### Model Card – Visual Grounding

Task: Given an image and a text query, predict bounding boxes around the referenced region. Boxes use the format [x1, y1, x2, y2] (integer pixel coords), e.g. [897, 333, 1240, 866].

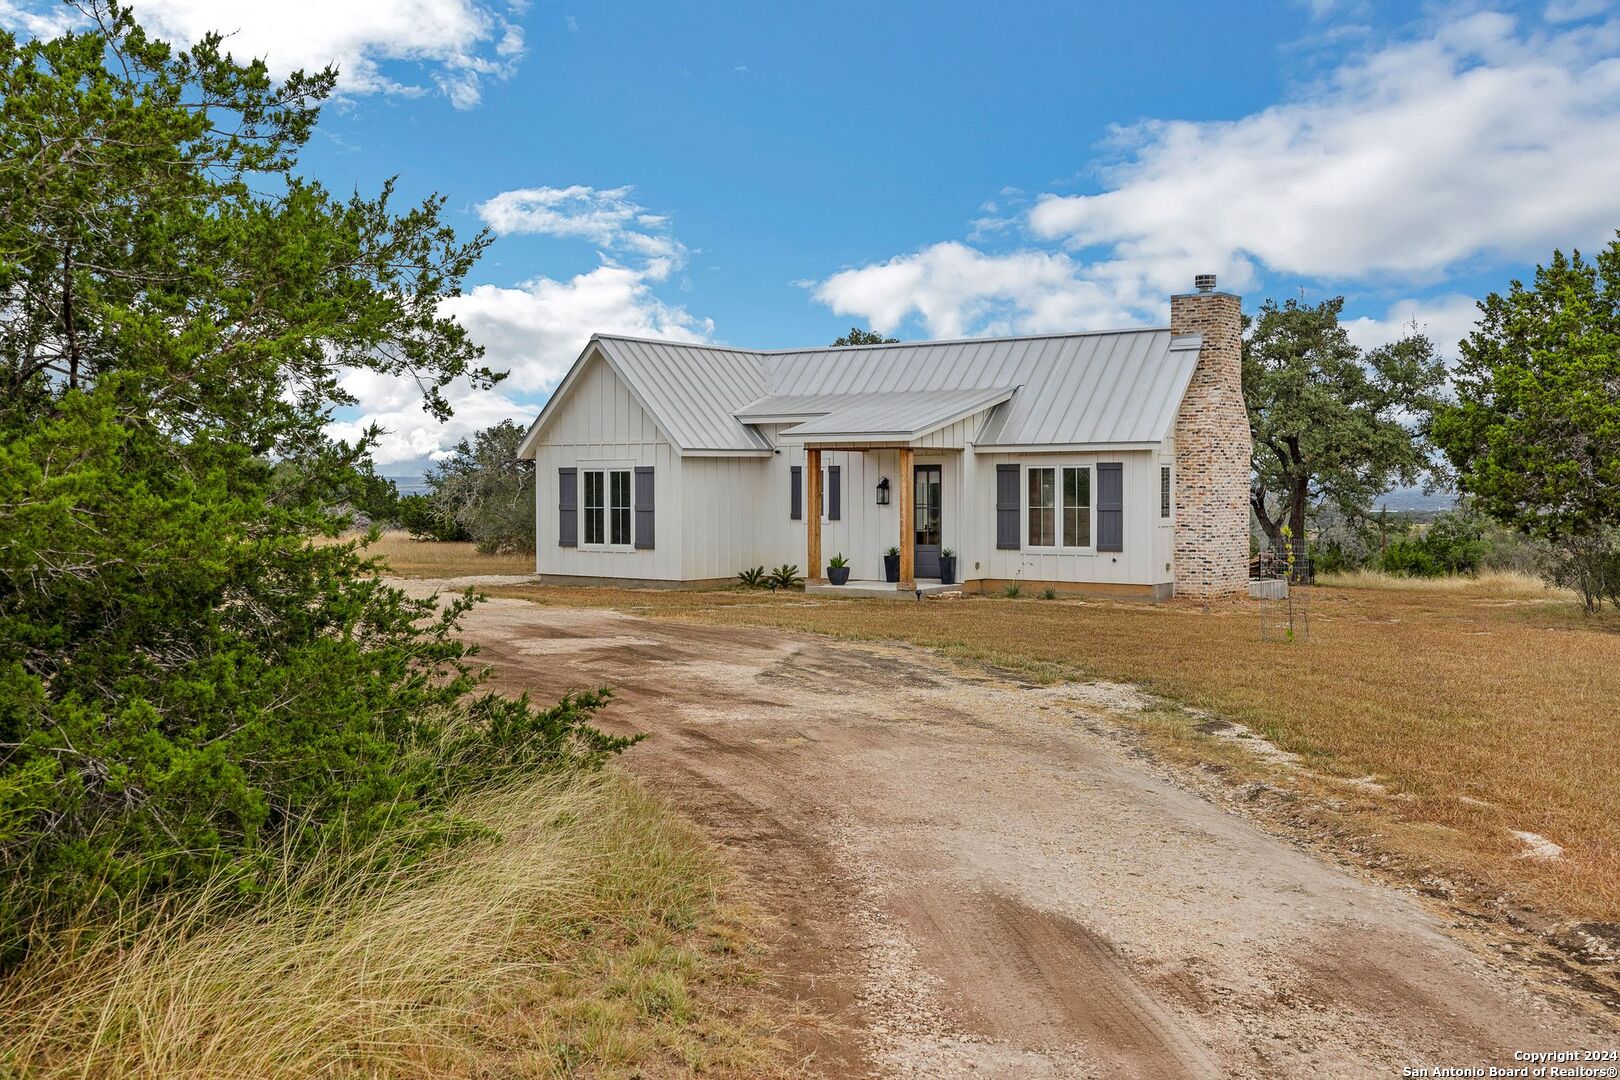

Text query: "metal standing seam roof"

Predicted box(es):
[593, 337, 771, 452]
[520, 328, 1204, 456]
[759, 386, 1019, 440]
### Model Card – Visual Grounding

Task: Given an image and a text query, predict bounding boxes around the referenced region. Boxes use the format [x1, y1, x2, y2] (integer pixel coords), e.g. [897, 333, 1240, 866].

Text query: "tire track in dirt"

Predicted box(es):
[901, 887, 1220, 1078]
[419, 586, 1619, 1078]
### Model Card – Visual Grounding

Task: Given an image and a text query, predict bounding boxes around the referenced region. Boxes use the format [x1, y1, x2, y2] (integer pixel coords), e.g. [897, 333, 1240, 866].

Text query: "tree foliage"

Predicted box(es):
[1243, 297, 1446, 544]
[831, 327, 899, 346]
[0, 5, 625, 953]
[1376, 508, 1490, 578]
[426, 420, 536, 554]
[1430, 241, 1620, 610]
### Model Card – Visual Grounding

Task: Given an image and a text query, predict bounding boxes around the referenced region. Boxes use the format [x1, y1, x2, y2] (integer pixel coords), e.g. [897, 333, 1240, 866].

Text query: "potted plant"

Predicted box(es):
[883, 546, 900, 583]
[938, 547, 958, 585]
[827, 553, 851, 586]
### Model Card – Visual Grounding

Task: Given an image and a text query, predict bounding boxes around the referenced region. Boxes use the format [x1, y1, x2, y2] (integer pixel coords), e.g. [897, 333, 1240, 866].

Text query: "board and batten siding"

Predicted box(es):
[749, 431, 980, 581]
[1155, 436, 1176, 588]
[531, 351, 682, 580]
[970, 448, 1168, 587]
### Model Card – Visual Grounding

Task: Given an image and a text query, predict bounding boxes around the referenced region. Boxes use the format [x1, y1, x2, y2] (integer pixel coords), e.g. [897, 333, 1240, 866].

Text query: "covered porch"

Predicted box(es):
[803, 442, 937, 593]
[739, 383, 1015, 595]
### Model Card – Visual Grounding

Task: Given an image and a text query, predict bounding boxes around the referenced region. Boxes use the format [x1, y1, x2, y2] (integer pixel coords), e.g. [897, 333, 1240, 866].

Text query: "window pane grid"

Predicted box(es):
[1161, 466, 1172, 518]
[915, 467, 942, 546]
[1027, 468, 1055, 547]
[1062, 466, 1090, 548]
[583, 469, 632, 546]
[610, 470, 631, 545]
[584, 471, 605, 545]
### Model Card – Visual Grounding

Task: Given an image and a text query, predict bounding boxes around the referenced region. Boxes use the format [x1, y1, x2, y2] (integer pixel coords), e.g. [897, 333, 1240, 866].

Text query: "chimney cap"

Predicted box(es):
[1194, 273, 1217, 293]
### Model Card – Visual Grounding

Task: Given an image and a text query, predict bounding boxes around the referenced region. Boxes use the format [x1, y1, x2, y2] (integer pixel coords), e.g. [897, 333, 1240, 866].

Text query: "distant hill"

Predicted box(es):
[386, 475, 433, 496]
[1374, 486, 1455, 512]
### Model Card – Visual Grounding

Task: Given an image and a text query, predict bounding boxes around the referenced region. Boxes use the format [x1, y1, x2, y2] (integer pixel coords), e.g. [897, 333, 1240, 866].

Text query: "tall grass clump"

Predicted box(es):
[350, 530, 538, 578]
[0, 772, 774, 1078]
[1317, 568, 1567, 597]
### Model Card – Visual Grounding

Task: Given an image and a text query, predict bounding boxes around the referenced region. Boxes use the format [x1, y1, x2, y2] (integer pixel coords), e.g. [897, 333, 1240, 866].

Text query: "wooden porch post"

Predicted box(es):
[898, 446, 915, 589]
[805, 446, 822, 582]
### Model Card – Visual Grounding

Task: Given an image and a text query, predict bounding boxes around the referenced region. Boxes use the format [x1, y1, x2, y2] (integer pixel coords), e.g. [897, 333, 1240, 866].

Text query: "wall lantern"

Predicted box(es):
[875, 477, 891, 505]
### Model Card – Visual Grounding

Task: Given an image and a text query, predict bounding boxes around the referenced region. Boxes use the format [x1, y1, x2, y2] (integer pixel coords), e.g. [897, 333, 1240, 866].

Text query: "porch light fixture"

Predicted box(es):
[876, 477, 891, 505]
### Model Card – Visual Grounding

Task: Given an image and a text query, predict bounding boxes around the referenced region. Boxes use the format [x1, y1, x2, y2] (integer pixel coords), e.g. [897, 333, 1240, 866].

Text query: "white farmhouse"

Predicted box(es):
[516, 277, 1251, 600]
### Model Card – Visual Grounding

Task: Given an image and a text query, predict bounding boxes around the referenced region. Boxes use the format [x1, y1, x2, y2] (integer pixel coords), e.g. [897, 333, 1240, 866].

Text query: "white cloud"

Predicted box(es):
[1343, 293, 1482, 358]
[811, 241, 1148, 339]
[335, 262, 712, 466]
[476, 186, 685, 265]
[811, 11, 1620, 341]
[442, 264, 712, 395]
[1, 0, 525, 108]
[0, 0, 77, 37]
[1028, 12, 1620, 284]
[326, 373, 528, 467]
[1545, 0, 1610, 23]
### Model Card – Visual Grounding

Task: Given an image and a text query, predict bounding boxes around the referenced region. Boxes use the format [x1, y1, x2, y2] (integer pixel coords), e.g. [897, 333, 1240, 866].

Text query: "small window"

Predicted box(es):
[583, 471, 605, 545]
[1027, 467, 1055, 547]
[583, 468, 632, 547]
[610, 469, 632, 545]
[1160, 466, 1172, 519]
[1062, 466, 1090, 548]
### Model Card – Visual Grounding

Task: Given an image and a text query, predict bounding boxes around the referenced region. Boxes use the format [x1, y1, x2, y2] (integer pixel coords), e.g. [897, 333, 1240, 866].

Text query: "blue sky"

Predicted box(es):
[6, 0, 1620, 470]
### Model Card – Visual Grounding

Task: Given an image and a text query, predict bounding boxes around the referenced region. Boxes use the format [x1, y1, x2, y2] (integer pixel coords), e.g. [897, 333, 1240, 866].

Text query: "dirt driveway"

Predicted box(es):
[426, 583, 1617, 1078]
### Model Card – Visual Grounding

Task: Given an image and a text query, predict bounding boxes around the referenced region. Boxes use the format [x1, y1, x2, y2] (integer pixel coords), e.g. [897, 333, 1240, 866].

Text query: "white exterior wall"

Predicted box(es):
[736, 430, 913, 581]
[677, 455, 771, 580]
[533, 367, 1175, 592]
[971, 448, 1169, 588]
[756, 416, 987, 581]
[532, 354, 683, 580]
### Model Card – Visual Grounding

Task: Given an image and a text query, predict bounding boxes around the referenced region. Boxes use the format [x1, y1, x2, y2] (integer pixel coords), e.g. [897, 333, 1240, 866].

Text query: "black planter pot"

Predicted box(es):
[938, 556, 957, 586]
[828, 566, 851, 586]
[883, 554, 900, 583]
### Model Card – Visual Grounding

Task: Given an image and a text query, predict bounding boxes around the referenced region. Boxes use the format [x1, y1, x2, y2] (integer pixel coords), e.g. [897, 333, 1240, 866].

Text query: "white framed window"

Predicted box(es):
[1025, 463, 1095, 551]
[1027, 467, 1056, 547]
[1062, 466, 1091, 548]
[1160, 465, 1172, 519]
[582, 466, 633, 549]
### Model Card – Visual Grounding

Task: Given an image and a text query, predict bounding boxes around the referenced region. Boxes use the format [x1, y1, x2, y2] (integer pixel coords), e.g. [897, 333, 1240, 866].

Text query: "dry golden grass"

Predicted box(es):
[0, 771, 789, 1079]
[486, 577, 1620, 926]
[343, 530, 537, 578]
[1318, 567, 1567, 597]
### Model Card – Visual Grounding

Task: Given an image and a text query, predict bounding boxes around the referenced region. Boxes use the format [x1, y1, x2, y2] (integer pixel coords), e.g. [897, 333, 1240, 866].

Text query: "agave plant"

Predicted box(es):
[828, 553, 849, 569]
[737, 565, 767, 588]
[767, 563, 804, 591]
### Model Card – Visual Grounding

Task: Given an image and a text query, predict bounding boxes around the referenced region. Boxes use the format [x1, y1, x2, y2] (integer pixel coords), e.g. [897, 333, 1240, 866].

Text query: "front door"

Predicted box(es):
[913, 464, 942, 579]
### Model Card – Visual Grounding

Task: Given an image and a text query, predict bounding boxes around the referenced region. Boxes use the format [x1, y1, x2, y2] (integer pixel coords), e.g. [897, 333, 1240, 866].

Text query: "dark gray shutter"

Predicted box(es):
[995, 464, 1019, 549]
[790, 466, 802, 520]
[827, 465, 842, 520]
[633, 466, 654, 549]
[558, 467, 578, 548]
[1097, 463, 1123, 552]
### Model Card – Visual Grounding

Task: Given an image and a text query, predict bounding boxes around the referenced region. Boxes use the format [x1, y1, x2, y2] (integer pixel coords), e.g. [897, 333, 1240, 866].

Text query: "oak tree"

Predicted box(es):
[1430, 241, 1620, 610]
[1244, 297, 1445, 547]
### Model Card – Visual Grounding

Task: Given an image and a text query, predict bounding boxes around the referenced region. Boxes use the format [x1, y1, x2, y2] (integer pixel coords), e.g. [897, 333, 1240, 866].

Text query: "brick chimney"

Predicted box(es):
[1169, 275, 1251, 599]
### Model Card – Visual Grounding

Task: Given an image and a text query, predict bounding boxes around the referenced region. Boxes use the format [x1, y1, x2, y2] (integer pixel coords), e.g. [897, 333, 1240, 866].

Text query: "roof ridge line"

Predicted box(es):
[593, 325, 1174, 355]
[760, 325, 1170, 354]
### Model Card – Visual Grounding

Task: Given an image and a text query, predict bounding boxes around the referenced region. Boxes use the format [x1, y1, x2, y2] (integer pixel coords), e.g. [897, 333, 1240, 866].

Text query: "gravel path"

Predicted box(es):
[425, 584, 1617, 1078]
